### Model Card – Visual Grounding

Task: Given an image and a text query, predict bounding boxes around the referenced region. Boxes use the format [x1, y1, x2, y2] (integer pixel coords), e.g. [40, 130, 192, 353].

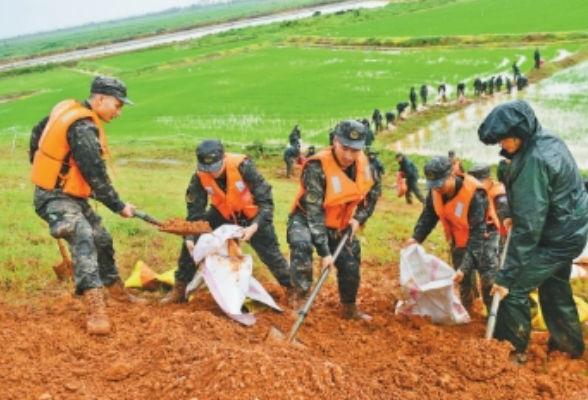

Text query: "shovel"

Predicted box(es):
[267, 231, 350, 347]
[52, 239, 73, 281]
[485, 231, 511, 341]
[134, 210, 211, 236]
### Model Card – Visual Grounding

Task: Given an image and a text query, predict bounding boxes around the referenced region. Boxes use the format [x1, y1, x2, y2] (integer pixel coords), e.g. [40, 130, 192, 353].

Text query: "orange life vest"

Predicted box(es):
[452, 159, 464, 176]
[486, 181, 507, 236]
[197, 154, 259, 221]
[30, 100, 108, 198]
[290, 148, 374, 230]
[432, 175, 483, 248]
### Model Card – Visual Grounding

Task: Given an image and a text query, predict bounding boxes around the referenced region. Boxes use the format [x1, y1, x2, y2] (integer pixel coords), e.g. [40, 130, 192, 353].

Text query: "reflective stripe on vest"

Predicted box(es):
[290, 148, 374, 230]
[432, 175, 483, 248]
[197, 153, 259, 221]
[30, 100, 107, 198]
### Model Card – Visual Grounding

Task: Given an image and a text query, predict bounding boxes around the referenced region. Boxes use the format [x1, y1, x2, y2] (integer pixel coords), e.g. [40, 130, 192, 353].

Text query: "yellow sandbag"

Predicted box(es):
[241, 298, 270, 314]
[156, 268, 177, 287]
[570, 277, 588, 300]
[529, 291, 588, 331]
[125, 260, 159, 290]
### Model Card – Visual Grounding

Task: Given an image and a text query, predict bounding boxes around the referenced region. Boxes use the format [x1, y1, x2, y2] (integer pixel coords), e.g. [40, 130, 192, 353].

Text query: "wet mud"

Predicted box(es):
[0, 265, 587, 399]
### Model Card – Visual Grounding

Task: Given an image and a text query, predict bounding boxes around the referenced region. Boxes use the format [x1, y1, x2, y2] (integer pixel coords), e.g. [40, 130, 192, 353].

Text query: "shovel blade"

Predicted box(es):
[265, 326, 306, 349]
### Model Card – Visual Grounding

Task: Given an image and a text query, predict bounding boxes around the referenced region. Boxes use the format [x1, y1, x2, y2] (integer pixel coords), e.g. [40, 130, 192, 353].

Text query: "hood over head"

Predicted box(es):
[478, 100, 541, 145]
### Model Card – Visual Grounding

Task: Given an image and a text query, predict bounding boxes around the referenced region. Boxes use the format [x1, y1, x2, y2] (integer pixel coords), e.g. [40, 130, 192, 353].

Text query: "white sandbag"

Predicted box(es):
[395, 244, 470, 324]
[186, 224, 282, 326]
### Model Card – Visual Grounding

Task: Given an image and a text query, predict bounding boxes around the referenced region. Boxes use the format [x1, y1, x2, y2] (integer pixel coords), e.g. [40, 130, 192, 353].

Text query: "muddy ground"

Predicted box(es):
[1, 264, 587, 400]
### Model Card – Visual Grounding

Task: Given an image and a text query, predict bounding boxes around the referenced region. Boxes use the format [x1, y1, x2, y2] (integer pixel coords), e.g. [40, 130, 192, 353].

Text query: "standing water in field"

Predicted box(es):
[394, 60, 588, 169]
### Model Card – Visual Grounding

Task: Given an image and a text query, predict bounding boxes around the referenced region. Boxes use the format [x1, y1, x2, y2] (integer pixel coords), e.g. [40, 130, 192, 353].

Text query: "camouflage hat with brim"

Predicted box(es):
[424, 156, 453, 190]
[336, 120, 366, 150]
[91, 76, 133, 105]
[196, 139, 225, 173]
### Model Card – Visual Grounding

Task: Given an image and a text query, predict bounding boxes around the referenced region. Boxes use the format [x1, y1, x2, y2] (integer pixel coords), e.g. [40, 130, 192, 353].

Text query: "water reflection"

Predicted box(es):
[393, 61, 588, 169]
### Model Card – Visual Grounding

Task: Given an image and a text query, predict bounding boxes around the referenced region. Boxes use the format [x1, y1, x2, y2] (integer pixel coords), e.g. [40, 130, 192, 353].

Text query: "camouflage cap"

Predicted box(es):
[424, 156, 453, 190]
[196, 139, 225, 173]
[90, 76, 133, 105]
[468, 164, 491, 180]
[335, 120, 366, 150]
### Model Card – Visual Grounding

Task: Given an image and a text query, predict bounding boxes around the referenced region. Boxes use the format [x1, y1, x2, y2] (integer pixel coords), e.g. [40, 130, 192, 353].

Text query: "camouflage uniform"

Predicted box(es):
[412, 157, 488, 309]
[176, 157, 291, 288]
[31, 101, 127, 295]
[287, 146, 380, 304]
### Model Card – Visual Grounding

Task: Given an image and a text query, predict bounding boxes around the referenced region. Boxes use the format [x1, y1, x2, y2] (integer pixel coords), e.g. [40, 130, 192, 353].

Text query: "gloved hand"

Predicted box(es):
[454, 270, 464, 283]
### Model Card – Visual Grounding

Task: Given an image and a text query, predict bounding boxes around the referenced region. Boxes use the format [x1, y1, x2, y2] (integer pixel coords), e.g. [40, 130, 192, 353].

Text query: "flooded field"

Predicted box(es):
[394, 60, 588, 169]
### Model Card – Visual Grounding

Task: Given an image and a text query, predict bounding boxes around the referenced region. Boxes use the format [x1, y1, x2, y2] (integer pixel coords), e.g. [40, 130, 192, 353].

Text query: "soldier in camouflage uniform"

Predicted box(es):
[30, 76, 147, 336]
[468, 164, 510, 312]
[283, 144, 300, 178]
[161, 139, 292, 305]
[404, 156, 488, 311]
[287, 120, 380, 320]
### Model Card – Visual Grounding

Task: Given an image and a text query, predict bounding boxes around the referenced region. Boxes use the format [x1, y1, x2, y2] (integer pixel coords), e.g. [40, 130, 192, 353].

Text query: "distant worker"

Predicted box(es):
[396, 102, 409, 119]
[488, 76, 495, 95]
[448, 150, 464, 175]
[420, 84, 428, 106]
[362, 119, 375, 152]
[162, 139, 293, 305]
[385, 111, 395, 126]
[505, 77, 513, 94]
[512, 62, 521, 82]
[473, 78, 482, 97]
[306, 145, 316, 158]
[372, 109, 383, 132]
[287, 121, 380, 319]
[283, 144, 300, 178]
[403, 156, 488, 312]
[437, 83, 447, 103]
[534, 48, 541, 69]
[396, 152, 425, 205]
[481, 80, 488, 96]
[368, 151, 385, 182]
[410, 87, 418, 113]
[29, 76, 146, 335]
[289, 125, 301, 147]
[517, 75, 528, 91]
[478, 100, 588, 364]
[495, 75, 503, 93]
[457, 82, 466, 103]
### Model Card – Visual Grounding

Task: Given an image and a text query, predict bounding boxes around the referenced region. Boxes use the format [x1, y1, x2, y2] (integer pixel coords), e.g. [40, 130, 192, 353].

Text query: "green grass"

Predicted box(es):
[319, 0, 588, 38]
[0, 44, 573, 148]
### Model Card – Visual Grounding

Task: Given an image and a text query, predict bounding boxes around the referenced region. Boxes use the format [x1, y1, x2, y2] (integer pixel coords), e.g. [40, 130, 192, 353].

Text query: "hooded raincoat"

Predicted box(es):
[478, 100, 588, 357]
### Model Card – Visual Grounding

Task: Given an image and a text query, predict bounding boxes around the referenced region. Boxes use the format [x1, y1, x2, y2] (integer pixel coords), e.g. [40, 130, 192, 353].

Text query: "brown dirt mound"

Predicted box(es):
[0, 267, 587, 399]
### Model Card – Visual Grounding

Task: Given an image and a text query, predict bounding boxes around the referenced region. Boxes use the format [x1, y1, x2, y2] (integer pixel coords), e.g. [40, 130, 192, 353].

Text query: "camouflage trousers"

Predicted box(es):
[287, 212, 361, 304]
[452, 228, 500, 309]
[176, 207, 291, 287]
[34, 192, 119, 294]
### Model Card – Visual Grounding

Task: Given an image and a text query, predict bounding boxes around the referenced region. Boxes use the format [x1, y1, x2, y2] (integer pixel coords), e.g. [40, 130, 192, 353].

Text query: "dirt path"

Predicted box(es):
[1, 265, 586, 399]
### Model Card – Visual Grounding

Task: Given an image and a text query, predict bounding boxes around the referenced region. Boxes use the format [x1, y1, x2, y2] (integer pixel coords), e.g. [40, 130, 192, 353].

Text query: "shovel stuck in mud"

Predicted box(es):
[266, 231, 350, 348]
[134, 210, 212, 236]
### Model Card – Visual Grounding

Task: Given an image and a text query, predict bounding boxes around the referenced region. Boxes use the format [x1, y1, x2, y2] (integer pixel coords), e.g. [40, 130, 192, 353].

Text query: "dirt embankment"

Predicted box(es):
[0, 265, 587, 400]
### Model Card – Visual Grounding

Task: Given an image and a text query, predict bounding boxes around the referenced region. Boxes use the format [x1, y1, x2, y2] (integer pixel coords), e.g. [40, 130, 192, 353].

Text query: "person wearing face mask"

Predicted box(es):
[29, 76, 146, 336]
[403, 156, 489, 313]
[286, 120, 380, 320]
[161, 139, 293, 305]
[478, 100, 588, 364]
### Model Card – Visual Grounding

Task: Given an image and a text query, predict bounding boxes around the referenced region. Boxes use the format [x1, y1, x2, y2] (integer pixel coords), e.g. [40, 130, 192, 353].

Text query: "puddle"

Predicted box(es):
[393, 60, 588, 169]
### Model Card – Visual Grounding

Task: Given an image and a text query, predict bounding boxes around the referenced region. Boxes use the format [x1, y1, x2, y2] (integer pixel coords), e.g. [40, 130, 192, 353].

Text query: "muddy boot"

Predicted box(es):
[342, 303, 372, 321]
[160, 280, 188, 306]
[509, 352, 528, 366]
[84, 288, 111, 335]
[106, 278, 148, 305]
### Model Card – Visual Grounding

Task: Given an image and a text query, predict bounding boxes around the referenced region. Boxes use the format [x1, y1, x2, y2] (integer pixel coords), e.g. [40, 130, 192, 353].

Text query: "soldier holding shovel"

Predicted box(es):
[286, 121, 380, 320]
[478, 100, 588, 364]
[29, 76, 147, 336]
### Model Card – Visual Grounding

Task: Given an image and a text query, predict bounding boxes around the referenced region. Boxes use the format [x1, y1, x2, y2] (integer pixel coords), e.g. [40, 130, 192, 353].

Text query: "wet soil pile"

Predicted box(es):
[0, 268, 587, 399]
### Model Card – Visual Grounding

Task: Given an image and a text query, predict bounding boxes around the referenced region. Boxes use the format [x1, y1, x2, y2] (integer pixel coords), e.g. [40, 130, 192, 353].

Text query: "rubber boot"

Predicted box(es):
[106, 278, 148, 305]
[84, 288, 111, 335]
[160, 280, 188, 306]
[341, 303, 372, 320]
